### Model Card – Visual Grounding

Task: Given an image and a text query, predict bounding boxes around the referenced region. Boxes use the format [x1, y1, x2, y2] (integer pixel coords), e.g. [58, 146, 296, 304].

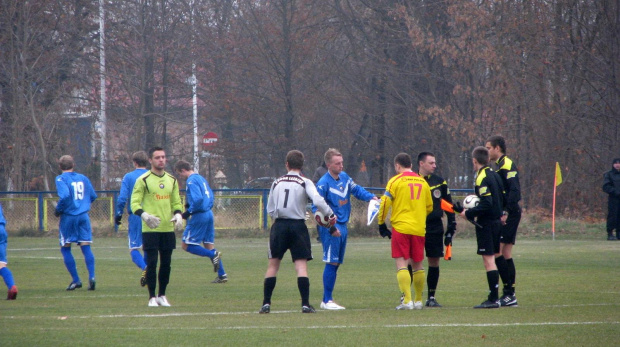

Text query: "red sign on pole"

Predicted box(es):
[202, 132, 218, 150]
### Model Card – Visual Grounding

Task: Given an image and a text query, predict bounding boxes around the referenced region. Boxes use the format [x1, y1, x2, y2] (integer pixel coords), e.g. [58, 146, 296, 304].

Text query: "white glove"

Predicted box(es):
[141, 212, 161, 229]
[170, 213, 184, 232]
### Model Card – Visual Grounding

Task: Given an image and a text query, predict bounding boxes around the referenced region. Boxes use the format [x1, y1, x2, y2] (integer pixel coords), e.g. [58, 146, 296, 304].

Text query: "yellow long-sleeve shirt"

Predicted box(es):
[378, 171, 433, 236]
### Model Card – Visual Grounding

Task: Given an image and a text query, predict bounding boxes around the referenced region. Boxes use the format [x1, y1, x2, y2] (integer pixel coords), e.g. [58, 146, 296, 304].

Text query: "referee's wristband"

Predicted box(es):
[329, 226, 338, 235]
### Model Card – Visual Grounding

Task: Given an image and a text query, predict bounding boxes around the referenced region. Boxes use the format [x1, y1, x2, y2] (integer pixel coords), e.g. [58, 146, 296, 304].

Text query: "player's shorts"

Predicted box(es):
[391, 229, 425, 262]
[475, 219, 501, 256]
[0, 227, 7, 264]
[58, 213, 93, 246]
[142, 231, 176, 251]
[424, 227, 444, 259]
[183, 210, 215, 245]
[320, 222, 348, 264]
[500, 207, 521, 245]
[127, 214, 143, 249]
[268, 219, 312, 261]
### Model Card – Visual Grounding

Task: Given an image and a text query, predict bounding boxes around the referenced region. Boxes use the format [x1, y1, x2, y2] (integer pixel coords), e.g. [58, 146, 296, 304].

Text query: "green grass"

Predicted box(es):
[1, 234, 619, 346]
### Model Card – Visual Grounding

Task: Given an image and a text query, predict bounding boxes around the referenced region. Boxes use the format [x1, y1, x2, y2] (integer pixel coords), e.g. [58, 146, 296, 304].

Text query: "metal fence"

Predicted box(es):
[0, 188, 473, 233]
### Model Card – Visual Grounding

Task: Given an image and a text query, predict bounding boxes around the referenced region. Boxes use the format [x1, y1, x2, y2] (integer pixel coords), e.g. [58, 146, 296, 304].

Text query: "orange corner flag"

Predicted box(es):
[555, 162, 563, 186]
[444, 244, 452, 261]
[440, 199, 454, 213]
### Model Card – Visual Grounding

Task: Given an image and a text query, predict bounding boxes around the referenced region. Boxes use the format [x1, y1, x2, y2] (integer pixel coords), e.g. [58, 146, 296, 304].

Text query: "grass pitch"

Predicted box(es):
[1, 234, 619, 346]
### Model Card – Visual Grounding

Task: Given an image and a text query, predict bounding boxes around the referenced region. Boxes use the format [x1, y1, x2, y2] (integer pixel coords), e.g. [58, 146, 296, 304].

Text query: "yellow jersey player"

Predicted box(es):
[377, 153, 433, 310]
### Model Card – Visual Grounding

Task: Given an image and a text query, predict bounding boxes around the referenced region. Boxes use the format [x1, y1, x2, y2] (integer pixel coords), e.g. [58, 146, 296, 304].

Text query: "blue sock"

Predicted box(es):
[130, 249, 146, 270]
[322, 264, 339, 303]
[61, 247, 80, 283]
[0, 267, 15, 289]
[186, 244, 215, 257]
[80, 245, 96, 280]
[214, 248, 226, 276]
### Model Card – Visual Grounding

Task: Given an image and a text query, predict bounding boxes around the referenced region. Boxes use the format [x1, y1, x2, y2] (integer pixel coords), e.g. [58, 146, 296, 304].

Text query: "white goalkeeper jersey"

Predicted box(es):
[267, 171, 333, 220]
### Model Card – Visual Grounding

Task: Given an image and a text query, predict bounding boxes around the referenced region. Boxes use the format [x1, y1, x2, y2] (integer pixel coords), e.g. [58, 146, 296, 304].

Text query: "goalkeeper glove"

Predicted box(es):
[141, 212, 161, 229]
[115, 214, 122, 225]
[378, 223, 392, 239]
[182, 211, 191, 220]
[54, 209, 61, 217]
[170, 213, 184, 232]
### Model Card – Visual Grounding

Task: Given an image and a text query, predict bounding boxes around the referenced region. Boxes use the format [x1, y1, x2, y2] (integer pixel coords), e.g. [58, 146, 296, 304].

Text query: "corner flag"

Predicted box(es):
[555, 162, 562, 186]
[552, 162, 562, 240]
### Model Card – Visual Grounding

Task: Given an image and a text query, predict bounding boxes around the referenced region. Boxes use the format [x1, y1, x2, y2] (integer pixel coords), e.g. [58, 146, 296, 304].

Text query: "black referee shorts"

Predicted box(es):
[425, 222, 444, 258]
[268, 219, 312, 261]
[500, 207, 521, 245]
[475, 219, 501, 256]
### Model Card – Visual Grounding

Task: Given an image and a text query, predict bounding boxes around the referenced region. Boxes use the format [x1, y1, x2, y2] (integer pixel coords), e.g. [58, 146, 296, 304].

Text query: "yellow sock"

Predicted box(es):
[413, 269, 425, 303]
[397, 268, 412, 303]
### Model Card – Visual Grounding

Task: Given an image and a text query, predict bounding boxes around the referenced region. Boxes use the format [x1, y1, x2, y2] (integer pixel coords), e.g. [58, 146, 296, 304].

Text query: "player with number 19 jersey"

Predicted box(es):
[56, 172, 97, 216]
[55, 171, 97, 246]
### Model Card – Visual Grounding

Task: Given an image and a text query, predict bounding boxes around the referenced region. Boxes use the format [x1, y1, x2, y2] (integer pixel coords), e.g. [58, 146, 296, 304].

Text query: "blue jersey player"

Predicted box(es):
[0, 203, 18, 300]
[313, 148, 378, 310]
[55, 155, 98, 291]
[115, 151, 149, 286]
[174, 160, 226, 283]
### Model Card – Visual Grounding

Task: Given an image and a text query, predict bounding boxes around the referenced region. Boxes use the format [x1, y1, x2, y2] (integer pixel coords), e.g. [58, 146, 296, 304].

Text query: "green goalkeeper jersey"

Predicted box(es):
[130, 170, 183, 232]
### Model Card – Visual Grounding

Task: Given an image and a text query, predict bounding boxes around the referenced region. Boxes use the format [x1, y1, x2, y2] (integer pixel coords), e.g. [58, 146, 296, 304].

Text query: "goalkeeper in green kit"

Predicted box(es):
[131, 147, 184, 307]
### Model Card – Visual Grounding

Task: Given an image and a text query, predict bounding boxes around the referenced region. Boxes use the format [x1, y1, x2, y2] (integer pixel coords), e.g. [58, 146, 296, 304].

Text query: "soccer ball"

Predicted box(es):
[463, 195, 480, 209]
[314, 211, 332, 227]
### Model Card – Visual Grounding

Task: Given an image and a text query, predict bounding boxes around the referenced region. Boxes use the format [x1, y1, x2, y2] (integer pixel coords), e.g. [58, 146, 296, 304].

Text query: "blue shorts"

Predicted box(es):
[0, 226, 7, 264]
[319, 222, 348, 264]
[127, 214, 143, 249]
[182, 210, 215, 245]
[59, 213, 93, 246]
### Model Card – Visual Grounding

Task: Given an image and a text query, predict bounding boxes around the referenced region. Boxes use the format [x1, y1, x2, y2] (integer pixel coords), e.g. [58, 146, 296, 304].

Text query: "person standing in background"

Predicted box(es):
[115, 151, 149, 286]
[603, 158, 620, 241]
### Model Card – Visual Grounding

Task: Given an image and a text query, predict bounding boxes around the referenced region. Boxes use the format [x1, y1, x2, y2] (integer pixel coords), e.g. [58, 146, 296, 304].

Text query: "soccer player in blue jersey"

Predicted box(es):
[313, 148, 379, 310]
[0, 203, 18, 300]
[55, 155, 98, 291]
[115, 151, 149, 286]
[174, 160, 226, 283]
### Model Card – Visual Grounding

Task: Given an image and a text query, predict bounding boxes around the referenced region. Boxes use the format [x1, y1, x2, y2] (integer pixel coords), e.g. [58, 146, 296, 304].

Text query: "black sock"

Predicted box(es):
[506, 258, 516, 295]
[495, 255, 511, 294]
[297, 277, 310, 307]
[427, 266, 439, 299]
[407, 264, 413, 285]
[263, 277, 277, 305]
[486, 270, 499, 301]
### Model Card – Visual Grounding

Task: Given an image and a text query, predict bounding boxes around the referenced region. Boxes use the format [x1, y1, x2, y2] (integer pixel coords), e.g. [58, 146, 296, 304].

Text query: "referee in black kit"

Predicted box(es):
[259, 150, 336, 314]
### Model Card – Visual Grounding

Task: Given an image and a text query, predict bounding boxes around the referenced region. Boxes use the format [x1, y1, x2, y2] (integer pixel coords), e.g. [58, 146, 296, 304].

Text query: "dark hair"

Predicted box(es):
[148, 146, 165, 159]
[417, 151, 435, 164]
[174, 160, 192, 172]
[286, 150, 304, 170]
[132, 151, 149, 167]
[58, 155, 74, 171]
[486, 135, 506, 154]
[613, 158, 620, 165]
[394, 152, 412, 168]
[472, 146, 489, 166]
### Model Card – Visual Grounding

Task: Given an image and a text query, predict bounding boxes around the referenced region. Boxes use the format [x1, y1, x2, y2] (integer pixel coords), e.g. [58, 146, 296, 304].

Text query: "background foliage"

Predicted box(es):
[0, 0, 618, 216]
